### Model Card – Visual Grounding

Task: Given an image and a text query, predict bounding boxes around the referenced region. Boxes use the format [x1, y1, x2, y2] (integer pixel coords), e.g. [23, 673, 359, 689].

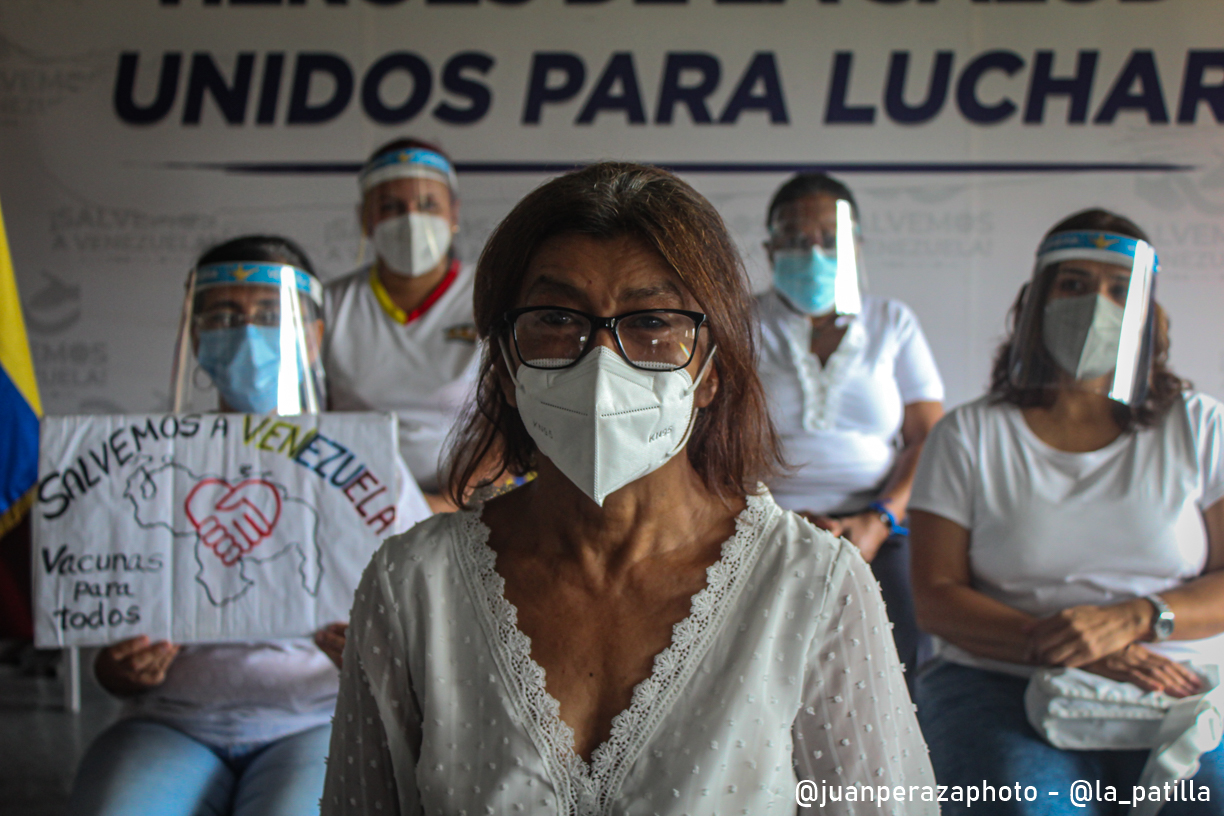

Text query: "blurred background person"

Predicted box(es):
[324, 138, 480, 512]
[756, 173, 944, 688]
[910, 210, 1224, 814]
[67, 235, 429, 816]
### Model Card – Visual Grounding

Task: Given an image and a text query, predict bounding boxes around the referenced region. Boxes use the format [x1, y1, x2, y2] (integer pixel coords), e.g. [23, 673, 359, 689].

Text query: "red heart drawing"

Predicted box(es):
[185, 478, 283, 567]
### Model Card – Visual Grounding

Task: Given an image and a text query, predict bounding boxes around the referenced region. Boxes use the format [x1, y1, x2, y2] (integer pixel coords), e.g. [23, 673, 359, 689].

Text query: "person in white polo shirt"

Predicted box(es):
[323, 139, 480, 512]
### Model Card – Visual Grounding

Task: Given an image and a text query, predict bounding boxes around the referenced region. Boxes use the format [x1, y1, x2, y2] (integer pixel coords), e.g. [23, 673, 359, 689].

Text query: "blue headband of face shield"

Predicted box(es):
[1035, 231, 1161, 274]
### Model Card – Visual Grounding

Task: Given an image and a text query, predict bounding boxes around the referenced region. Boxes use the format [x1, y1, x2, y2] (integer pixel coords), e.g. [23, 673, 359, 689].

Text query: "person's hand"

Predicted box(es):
[94, 636, 180, 696]
[315, 622, 348, 670]
[1081, 643, 1204, 698]
[798, 511, 890, 562]
[799, 512, 841, 534]
[836, 511, 891, 562]
[1026, 601, 1149, 667]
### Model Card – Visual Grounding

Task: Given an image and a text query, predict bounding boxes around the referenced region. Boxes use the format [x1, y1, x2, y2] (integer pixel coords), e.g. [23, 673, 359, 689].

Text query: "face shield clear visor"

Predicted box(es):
[171, 262, 326, 415]
[1008, 231, 1159, 407]
[768, 198, 864, 317]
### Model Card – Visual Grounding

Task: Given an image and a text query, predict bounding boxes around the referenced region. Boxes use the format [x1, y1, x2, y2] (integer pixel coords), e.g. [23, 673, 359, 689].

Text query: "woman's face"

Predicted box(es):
[361, 176, 457, 236]
[765, 192, 847, 263]
[509, 233, 718, 405]
[1047, 259, 1133, 307]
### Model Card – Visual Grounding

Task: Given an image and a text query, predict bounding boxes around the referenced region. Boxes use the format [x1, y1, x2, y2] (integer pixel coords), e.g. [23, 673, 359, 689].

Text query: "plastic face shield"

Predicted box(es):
[1009, 231, 1158, 407]
[170, 262, 326, 415]
[768, 198, 863, 317]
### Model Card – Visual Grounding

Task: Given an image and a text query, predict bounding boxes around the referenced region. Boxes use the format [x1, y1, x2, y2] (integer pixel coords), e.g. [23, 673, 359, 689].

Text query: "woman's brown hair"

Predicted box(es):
[988, 208, 1188, 429]
[446, 162, 784, 507]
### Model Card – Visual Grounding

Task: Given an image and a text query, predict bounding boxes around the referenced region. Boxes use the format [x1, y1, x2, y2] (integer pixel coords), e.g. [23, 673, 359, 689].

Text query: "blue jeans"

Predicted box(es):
[67, 719, 331, 816]
[917, 660, 1224, 815]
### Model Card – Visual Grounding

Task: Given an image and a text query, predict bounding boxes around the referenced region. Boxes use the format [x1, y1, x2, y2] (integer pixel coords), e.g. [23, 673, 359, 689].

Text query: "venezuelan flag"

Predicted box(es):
[0, 196, 41, 537]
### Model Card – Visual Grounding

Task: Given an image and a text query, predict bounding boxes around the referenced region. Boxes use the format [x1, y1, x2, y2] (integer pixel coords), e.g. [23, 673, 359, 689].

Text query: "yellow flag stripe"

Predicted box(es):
[0, 197, 42, 416]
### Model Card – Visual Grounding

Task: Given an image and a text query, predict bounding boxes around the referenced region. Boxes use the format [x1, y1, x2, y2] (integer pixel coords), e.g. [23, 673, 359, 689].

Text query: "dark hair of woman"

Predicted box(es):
[194, 234, 320, 320]
[988, 208, 1189, 430]
[765, 172, 859, 226]
[446, 162, 785, 507]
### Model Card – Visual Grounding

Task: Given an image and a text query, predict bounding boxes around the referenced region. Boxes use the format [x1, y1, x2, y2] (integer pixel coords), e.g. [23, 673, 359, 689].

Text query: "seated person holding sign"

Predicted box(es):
[68, 236, 429, 816]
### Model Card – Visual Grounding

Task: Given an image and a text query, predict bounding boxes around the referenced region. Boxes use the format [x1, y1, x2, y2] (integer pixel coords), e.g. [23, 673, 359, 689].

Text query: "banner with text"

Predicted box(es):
[1, 0, 1222, 412]
[33, 411, 402, 647]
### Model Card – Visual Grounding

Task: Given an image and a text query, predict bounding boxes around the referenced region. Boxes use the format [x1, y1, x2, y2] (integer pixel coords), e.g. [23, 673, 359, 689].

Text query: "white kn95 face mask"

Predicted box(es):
[508, 344, 717, 507]
[372, 212, 453, 277]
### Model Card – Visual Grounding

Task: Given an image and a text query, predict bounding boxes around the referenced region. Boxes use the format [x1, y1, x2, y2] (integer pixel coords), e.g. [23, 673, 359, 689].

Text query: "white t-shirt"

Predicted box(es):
[909, 393, 1224, 674]
[119, 473, 433, 747]
[322, 491, 936, 815]
[324, 263, 482, 493]
[757, 291, 945, 515]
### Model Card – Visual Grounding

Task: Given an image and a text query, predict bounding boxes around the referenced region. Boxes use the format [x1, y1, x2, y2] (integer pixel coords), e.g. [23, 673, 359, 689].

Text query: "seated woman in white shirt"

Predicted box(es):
[909, 209, 1224, 815]
[756, 173, 945, 687]
[67, 236, 430, 816]
[321, 162, 936, 815]
[324, 138, 481, 512]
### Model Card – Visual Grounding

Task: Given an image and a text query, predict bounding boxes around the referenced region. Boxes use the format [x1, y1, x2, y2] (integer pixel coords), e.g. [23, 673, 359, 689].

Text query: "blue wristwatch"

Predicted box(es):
[868, 501, 908, 537]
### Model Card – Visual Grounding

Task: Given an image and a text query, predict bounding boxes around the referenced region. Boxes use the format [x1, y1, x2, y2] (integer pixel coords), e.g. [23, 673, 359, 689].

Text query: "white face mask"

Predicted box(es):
[1042, 293, 1125, 381]
[509, 344, 717, 507]
[371, 212, 453, 277]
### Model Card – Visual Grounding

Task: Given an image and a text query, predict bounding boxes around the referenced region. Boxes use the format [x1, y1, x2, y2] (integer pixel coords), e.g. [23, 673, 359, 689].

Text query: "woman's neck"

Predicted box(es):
[375, 256, 451, 316]
[1022, 387, 1124, 452]
[509, 457, 742, 577]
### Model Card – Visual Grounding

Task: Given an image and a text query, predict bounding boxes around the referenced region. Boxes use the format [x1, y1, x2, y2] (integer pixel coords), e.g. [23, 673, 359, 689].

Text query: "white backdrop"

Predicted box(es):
[1, 0, 1222, 415]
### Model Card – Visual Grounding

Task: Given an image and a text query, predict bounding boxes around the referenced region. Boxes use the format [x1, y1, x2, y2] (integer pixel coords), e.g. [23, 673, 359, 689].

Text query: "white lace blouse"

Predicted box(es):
[321, 491, 935, 815]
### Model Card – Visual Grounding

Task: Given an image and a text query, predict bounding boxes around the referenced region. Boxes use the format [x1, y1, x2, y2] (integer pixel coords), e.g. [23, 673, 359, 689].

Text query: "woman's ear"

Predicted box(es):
[307, 319, 325, 365]
[357, 201, 371, 238]
[496, 339, 518, 408]
[693, 358, 719, 410]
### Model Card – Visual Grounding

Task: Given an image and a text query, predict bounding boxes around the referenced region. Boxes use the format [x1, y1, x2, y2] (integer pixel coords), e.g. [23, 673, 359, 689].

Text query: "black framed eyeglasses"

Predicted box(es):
[503, 306, 707, 371]
[193, 307, 282, 332]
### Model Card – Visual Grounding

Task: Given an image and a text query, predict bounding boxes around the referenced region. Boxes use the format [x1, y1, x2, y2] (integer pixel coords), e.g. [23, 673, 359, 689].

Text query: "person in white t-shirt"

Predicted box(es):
[324, 138, 481, 512]
[756, 173, 944, 687]
[67, 236, 431, 816]
[909, 209, 1224, 814]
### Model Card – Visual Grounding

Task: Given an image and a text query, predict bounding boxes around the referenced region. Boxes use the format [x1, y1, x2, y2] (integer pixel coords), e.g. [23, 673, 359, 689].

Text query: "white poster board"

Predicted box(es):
[33, 412, 402, 648]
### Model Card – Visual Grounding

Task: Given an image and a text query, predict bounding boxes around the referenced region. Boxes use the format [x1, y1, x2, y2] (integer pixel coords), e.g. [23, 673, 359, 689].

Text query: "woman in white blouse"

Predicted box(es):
[757, 173, 944, 687]
[909, 209, 1224, 814]
[322, 163, 936, 815]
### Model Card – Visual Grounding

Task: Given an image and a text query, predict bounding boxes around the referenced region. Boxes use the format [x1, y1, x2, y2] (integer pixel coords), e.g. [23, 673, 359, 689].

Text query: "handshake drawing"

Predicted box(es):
[185, 478, 283, 567]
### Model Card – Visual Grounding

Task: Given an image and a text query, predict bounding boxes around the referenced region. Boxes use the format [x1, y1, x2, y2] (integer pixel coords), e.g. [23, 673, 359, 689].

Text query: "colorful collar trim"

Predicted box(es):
[369, 259, 460, 325]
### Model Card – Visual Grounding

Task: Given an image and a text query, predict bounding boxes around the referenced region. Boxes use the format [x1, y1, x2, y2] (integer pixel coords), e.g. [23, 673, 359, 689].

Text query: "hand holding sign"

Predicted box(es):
[185, 478, 282, 566]
[94, 635, 181, 696]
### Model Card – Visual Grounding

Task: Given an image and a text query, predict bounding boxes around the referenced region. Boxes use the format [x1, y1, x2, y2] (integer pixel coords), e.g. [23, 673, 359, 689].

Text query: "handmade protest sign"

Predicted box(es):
[33, 413, 404, 648]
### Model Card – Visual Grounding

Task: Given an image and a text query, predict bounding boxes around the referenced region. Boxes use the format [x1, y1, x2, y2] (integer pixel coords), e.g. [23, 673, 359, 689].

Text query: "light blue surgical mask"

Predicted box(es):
[196, 325, 284, 414]
[773, 248, 839, 315]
